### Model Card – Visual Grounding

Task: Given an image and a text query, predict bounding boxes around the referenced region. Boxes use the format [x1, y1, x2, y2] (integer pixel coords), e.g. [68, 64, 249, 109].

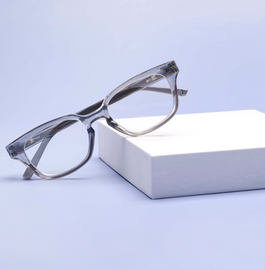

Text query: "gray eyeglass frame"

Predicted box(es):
[6, 60, 188, 180]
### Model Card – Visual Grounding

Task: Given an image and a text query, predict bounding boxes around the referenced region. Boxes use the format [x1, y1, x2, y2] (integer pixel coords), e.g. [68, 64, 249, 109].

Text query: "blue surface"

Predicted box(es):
[1, 0, 265, 268]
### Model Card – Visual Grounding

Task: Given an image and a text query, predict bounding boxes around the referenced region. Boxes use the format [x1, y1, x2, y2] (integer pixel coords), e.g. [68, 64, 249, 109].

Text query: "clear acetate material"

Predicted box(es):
[108, 75, 174, 133]
[25, 120, 89, 175]
[6, 61, 188, 180]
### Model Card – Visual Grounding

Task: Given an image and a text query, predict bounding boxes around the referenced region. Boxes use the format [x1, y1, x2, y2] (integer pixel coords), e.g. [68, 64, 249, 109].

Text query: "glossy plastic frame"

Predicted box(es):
[6, 61, 187, 179]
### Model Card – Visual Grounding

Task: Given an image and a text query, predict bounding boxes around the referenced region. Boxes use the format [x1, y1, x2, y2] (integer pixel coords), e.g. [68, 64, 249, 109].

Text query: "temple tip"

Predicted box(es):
[23, 167, 33, 180]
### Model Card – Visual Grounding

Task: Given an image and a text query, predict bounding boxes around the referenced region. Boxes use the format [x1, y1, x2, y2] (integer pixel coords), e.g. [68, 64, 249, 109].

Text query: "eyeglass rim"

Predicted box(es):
[104, 61, 179, 136]
[6, 60, 181, 179]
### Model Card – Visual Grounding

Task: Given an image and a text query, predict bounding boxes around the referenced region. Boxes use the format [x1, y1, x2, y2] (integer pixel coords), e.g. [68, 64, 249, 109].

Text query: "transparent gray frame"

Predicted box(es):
[6, 60, 187, 180]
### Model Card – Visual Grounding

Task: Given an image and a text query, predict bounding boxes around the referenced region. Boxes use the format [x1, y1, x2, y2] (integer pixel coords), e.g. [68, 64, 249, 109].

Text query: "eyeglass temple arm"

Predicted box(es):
[76, 87, 187, 116]
[23, 118, 85, 179]
[23, 136, 51, 179]
[104, 86, 187, 107]
[23, 120, 74, 179]
[23, 86, 187, 179]
[145, 86, 187, 96]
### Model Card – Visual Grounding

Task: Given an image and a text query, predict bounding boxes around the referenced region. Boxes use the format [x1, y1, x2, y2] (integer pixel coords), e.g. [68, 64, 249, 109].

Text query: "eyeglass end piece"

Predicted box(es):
[177, 88, 188, 97]
[6, 144, 18, 158]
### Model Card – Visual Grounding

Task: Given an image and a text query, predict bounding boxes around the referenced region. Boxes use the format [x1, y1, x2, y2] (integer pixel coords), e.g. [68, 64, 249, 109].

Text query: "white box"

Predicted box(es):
[98, 110, 265, 199]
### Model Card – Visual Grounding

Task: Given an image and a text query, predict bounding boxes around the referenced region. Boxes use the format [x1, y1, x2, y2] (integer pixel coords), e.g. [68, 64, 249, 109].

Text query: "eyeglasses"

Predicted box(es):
[6, 61, 188, 179]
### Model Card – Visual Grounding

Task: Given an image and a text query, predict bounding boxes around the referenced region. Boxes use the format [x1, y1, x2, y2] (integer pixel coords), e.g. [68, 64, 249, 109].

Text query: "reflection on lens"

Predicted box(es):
[25, 120, 88, 175]
[108, 74, 174, 133]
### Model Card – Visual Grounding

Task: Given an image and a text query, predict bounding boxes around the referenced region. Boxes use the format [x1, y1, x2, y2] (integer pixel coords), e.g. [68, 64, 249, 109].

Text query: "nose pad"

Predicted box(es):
[87, 127, 95, 159]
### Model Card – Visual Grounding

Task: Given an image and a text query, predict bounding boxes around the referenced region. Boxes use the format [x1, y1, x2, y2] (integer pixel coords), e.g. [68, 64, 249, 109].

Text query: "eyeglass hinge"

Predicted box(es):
[6, 144, 21, 158]
[177, 88, 188, 97]
[163, 62, 178, 75]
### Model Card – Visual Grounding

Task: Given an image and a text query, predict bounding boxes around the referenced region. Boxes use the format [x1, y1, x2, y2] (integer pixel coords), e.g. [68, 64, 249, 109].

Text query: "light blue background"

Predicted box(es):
[0, 1, 265, 268]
